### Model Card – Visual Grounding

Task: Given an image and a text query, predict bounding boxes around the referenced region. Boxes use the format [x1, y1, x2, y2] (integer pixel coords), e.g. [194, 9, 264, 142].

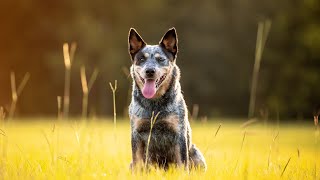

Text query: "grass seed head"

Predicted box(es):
[0, 107, 5, 120]
[314, 115, 318, 127]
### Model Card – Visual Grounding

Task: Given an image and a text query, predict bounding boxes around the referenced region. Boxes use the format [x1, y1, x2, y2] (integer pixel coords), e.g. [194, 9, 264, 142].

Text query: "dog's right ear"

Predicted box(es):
[159, 28, 178, 59]
[128, 28, 146, 61]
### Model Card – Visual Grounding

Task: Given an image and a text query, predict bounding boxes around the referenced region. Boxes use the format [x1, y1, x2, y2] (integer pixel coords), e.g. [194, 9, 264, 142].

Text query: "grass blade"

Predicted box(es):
[280, 157, 291, 177]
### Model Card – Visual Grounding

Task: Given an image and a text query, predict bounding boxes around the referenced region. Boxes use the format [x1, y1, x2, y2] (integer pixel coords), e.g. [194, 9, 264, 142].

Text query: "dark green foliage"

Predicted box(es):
[0, 0, 319, 119]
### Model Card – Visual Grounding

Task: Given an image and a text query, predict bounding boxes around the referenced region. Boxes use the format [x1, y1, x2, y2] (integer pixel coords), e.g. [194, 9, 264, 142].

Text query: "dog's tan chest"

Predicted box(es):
[132, 115, 180, 134]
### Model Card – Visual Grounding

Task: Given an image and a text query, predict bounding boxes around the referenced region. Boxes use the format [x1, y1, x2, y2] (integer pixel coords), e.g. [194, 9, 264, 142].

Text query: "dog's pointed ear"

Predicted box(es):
[128, 28, 146, 61]
[159, 27, 178, 58]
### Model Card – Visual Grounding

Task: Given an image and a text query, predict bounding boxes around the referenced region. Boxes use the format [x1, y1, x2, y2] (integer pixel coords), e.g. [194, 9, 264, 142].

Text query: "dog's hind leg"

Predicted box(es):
[189, 144, 207, 171]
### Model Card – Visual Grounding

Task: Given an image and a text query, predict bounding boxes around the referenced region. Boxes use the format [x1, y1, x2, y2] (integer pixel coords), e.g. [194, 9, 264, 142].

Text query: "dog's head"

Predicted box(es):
[128, 28, 178, 99]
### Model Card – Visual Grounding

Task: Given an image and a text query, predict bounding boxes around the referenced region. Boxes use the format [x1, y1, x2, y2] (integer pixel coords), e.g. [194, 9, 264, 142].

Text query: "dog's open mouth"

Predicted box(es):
[138, 74, 167, 99]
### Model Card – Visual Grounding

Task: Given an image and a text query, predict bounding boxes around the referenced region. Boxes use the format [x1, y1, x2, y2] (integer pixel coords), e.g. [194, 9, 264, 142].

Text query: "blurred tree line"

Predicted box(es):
[0, 0, 319, 120]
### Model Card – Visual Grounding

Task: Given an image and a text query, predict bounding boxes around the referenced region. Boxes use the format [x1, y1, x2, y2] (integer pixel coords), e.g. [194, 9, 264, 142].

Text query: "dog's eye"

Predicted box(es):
[157, 57, 165, 62]
[139, 57, 145, 62]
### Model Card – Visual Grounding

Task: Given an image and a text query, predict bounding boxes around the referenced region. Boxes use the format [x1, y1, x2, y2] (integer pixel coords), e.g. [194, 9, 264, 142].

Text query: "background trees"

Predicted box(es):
[0, 0, 319, 119]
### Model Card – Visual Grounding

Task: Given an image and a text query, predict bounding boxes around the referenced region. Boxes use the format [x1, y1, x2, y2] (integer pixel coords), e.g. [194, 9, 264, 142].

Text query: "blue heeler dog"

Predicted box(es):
[128, 28, 207, 171]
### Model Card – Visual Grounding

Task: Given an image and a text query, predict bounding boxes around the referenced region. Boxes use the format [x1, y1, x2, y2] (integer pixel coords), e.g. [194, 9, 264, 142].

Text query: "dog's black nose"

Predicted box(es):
[145, 68, 155, 78]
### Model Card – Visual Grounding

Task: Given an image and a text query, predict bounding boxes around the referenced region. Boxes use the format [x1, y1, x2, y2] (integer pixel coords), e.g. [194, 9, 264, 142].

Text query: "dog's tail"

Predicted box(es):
[189, 144, 207, 171]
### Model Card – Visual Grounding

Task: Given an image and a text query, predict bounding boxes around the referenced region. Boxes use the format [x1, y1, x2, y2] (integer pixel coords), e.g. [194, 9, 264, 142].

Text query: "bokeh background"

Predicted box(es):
[1, 0, 320, 120]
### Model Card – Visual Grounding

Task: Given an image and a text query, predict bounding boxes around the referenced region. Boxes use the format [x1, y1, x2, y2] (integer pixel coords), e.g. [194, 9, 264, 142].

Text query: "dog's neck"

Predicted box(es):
[132, 66, 182, 114]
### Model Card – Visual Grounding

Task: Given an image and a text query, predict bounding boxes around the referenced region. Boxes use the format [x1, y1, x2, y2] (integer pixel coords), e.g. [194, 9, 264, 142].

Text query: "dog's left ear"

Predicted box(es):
[159, 27, 178, 58]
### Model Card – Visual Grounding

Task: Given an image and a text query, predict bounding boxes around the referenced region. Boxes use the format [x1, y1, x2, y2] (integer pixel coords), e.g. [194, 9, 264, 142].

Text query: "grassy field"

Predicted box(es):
[0, 118, 318, 179]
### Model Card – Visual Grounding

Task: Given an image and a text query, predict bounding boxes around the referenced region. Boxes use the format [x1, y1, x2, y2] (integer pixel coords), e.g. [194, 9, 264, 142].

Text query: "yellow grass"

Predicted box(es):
[0, 118, 318, 179]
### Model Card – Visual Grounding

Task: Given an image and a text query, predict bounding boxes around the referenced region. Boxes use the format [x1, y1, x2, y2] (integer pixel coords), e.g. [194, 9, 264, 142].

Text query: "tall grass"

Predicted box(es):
[121, 66, 131, 118]
[0, 107, 5, 121]
[267, 131, 279, 169]
[8, 72, 30, 119]
[280, 157, 291, 177]
[191, 104, 199, 121]
[144, 111, 160, 170]
[0, 106, 7, 163]
[62, 42, 77, 119]
[0, 119, 318, 179]
[248, 19, 271, 119]
[109, 80, 118, 137]
[80, 66, 99, 119]
[204, 123, 221, 154]
[234, 131, 246, 173]
[314, 115, 319, 178]
[57, 96, 62, 119]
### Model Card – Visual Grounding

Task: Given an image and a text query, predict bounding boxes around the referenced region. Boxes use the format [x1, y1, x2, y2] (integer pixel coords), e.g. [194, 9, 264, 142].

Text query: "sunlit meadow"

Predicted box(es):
[0, 118, 318, 179]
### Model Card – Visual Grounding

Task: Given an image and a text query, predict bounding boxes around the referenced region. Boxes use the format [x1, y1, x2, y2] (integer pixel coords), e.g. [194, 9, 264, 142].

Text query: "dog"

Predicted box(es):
[128, 27, 207, 171]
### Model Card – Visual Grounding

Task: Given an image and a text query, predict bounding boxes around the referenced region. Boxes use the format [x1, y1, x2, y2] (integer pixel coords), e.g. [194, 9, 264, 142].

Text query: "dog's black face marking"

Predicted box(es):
[134, 46, 171, 66]
[129, 27, 177, 64]
[129, 28, 178, 100]
[132, 46, 173, 97]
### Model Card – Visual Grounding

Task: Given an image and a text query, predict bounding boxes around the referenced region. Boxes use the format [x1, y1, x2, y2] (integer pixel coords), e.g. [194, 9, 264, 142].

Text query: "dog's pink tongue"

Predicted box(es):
[142, 79, 156, 99]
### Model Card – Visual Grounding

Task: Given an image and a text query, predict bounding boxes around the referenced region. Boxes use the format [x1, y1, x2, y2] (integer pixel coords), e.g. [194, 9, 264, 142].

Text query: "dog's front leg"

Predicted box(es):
[174, 144, 183, 167]
[178, 134, 189, 169]
[130, 136, 144, 170]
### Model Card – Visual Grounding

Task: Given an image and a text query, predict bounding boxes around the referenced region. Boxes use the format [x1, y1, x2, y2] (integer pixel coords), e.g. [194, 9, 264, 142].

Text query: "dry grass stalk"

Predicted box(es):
[314, 115, 319, 179]
[144, 111, 160, 170]
[204, 123, 222, 154]
[121, 66, 131, 79]
[234, 131, 247, 172]
[41, 130, 56, 165]
[57, 96, 62, 119]
[248, 19, 271, 118]
[201, 116, 208, 123]
[15, 144, 33, 168]
[55, 96, 62, 169]
[80, 66, 99, 119]
[122, 66, 132, 117]
[9, 72, 30, 119]
[314, 115, 319, 128]
[0, 107, 7, 162]
[109, 80, 118, 133]
[276, 103, 280, 129]
[62, 42, 77, 119]
[240, 118, 258, 129]
[280, 157, 291, 177]
[0, 107, 5, 121]
[314, 114, 319, 144]
[0, 129, 5, 137]
[191, 104, 199, 121]
[267, 131, 279, 169]
[214, 124, 222, 137]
